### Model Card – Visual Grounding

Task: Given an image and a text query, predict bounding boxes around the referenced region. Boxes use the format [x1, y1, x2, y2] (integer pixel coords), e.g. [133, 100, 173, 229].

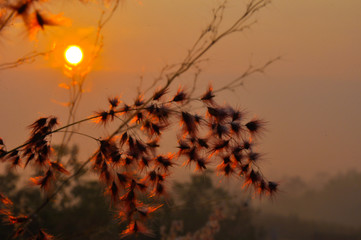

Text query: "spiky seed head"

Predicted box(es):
[268, 181, 278, 195]
[245, 119, 264, 134]
[108, 97, 120, 108]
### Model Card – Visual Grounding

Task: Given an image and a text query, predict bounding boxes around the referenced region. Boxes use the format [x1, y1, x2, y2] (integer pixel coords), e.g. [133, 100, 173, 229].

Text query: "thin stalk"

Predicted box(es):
[0, 10, 15, 33]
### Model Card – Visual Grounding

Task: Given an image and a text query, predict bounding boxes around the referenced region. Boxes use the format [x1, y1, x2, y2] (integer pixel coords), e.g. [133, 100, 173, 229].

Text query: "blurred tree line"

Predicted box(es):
[0, 147, 260, 239]
[261, 170, 361, 227]
[256, 171, 361, 240]
[2, 147, 361, 240]
[0, 159, 361, 240]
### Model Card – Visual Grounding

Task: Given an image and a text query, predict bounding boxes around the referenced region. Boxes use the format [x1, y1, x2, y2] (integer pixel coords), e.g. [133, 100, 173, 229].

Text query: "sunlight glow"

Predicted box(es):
[65, 45, 83, 65]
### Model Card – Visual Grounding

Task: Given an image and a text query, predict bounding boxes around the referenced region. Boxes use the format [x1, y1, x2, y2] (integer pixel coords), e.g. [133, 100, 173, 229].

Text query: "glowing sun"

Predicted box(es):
[65, 45, 83, 65]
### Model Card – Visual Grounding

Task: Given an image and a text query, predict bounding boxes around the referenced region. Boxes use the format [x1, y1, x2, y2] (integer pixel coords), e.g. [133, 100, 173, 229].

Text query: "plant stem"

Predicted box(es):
[0, 10, 15, 33]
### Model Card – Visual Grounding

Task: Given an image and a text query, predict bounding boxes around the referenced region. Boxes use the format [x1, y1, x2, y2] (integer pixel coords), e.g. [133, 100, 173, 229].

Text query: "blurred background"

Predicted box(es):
[1, 0, 361, 239]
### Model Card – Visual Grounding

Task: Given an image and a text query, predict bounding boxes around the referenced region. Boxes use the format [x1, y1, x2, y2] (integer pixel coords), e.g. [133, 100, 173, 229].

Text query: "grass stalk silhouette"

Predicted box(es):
[0, 0, 279, 238]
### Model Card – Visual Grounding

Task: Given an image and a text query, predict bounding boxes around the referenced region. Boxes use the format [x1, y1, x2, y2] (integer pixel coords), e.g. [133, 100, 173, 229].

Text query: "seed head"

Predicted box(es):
[172, 88, 187, 102]
[108, 97, 120, 108]
[245, 119, 265, 135]
[152, 88, 168, 101]
[201, 86, 215, 103]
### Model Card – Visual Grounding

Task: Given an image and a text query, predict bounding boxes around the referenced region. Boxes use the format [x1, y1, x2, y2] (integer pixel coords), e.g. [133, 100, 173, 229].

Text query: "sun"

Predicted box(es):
[64, 45, 83, 65]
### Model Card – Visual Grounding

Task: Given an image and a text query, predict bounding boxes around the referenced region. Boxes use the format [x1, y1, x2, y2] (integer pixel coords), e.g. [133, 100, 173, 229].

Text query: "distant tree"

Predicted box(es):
[0, 0, 279, 239]
[0, 168, 120, 239]
[159, 172, 260, 240]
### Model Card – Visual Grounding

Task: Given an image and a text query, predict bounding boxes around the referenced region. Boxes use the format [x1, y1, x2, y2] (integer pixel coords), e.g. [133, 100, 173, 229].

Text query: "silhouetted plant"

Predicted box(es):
[0, 0, 279, 239]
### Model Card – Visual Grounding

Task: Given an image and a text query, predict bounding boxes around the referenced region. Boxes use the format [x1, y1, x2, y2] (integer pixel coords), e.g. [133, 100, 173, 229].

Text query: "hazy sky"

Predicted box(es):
[1, 0, 360, 182]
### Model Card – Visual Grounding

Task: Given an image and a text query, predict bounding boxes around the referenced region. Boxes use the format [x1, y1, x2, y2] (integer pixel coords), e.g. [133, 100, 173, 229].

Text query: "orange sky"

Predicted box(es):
[1, 0, 361, 182]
